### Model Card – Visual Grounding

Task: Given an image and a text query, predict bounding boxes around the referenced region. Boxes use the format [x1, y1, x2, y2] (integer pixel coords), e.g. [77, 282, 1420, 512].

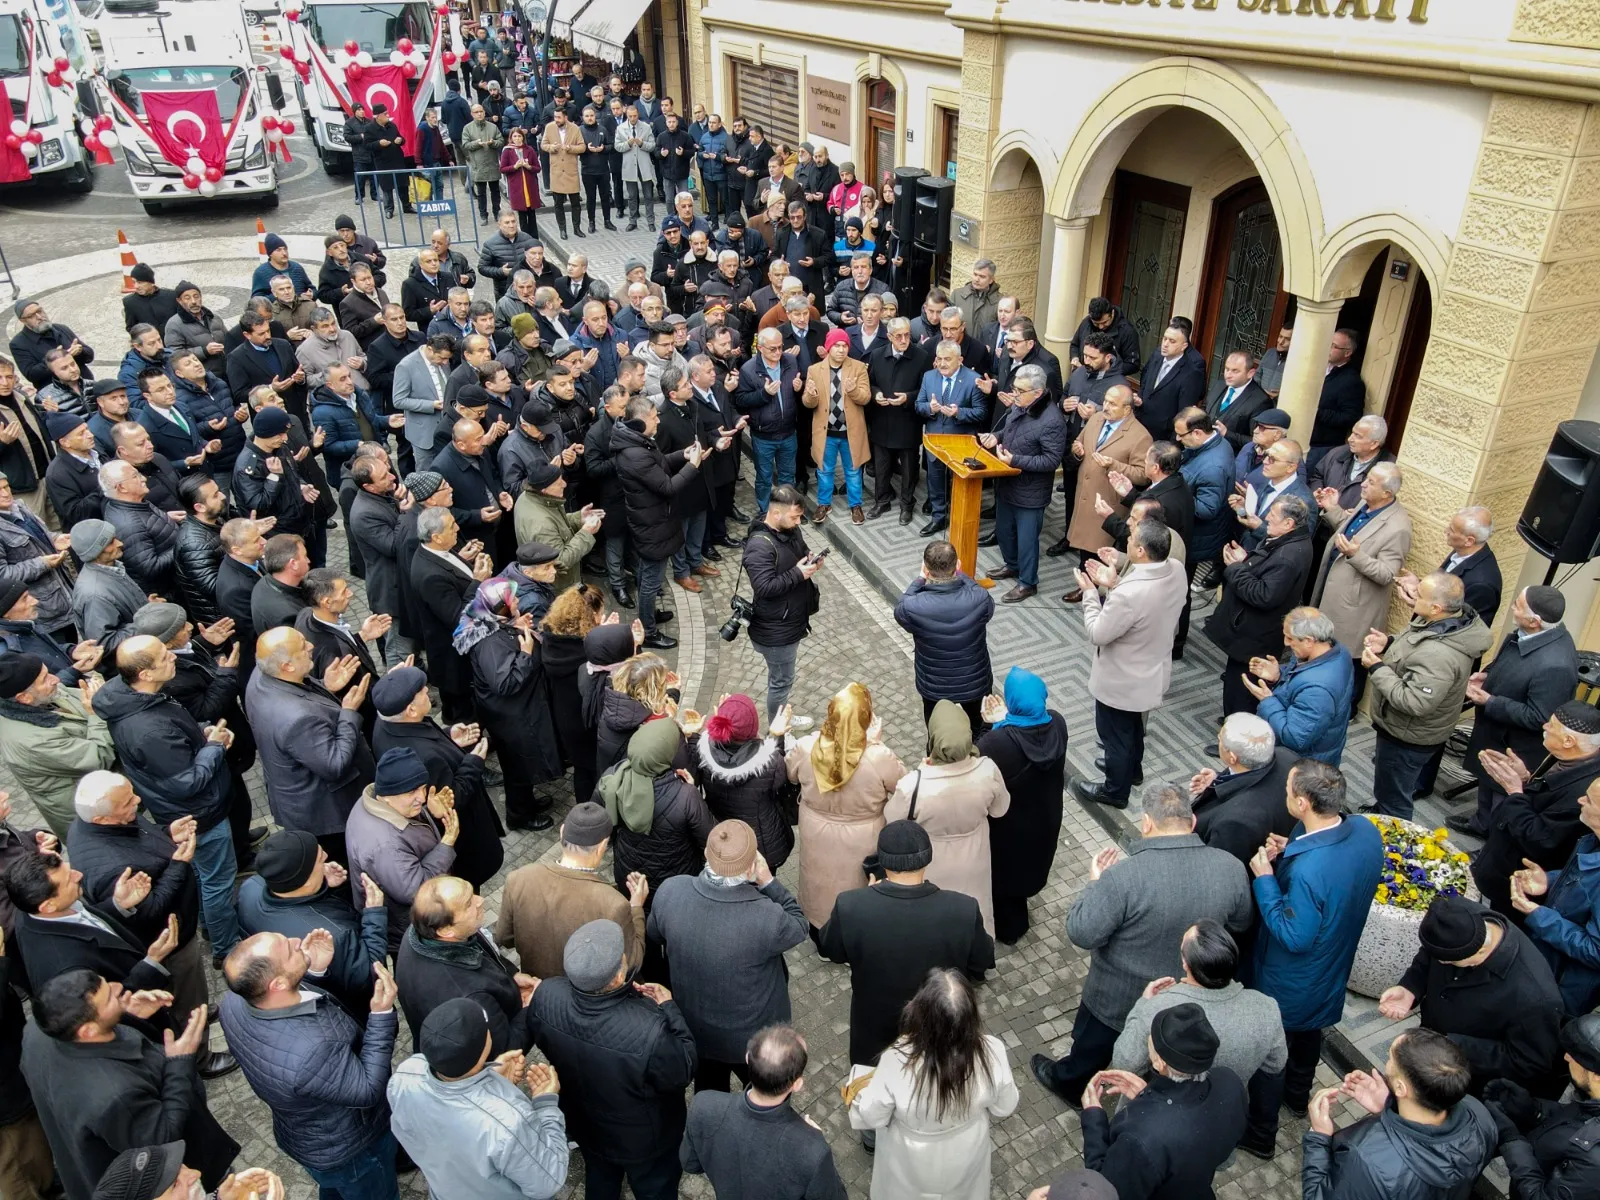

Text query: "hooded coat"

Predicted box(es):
[693, 733, 795, 869]
[1368, 610, 1495, 747]
[467, 623, 564, 787]
[977, 704, 1067, 907]
[90, 677, 231, 830]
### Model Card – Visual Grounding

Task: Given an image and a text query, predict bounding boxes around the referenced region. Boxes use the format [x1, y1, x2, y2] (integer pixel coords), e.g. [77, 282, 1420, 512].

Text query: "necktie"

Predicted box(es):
[170, 407, 190, 434]
[1256, 484, 1274, 516]
[1096, 420, 1113, 450]
[941, 377, 952, 408]
[1220, 386, 1236, 411]
[1156, 358, 1175, 388]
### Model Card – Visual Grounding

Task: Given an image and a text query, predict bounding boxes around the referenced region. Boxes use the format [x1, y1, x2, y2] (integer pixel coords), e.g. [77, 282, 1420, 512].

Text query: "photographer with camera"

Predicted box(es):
[727, 485, 822, 725]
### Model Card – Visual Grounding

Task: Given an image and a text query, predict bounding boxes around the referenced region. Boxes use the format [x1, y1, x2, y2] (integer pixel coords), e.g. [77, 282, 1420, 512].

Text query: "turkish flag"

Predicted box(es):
[351, 66, 417, 156]
[141, 89, 228, 171]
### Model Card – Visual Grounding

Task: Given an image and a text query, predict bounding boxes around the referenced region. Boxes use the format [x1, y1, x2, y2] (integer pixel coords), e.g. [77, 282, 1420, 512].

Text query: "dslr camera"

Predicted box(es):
[719, 593, 755, 642]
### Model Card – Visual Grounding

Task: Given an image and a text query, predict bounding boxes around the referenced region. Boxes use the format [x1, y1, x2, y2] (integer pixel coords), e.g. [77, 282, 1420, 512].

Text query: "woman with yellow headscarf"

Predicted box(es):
[884, 700, 1011, 937]
[785, 682, 905, 930]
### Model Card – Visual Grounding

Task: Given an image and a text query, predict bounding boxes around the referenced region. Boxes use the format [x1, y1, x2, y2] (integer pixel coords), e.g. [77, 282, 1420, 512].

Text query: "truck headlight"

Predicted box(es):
[124, 141, 156, 176]
[244, 141, 266, 170]
[326, 121, 347, 148]
[39, 139, 63, 166]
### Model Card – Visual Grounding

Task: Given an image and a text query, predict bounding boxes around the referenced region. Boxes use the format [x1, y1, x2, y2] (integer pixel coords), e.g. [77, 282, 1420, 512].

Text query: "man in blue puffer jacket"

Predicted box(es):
[221, 930, 401, 1196]
[893, 539, 995, 730]
[1249, 605, 1355, 765]
[696, 114, 730, 230]
[1175, 405, 1236, 572]
[171, 348, 248, 487]
[310, 363, 389, 487]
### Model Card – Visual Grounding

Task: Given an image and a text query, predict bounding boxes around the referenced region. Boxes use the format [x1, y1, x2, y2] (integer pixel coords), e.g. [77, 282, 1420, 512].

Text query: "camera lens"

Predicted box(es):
[718, 617, 741, 642]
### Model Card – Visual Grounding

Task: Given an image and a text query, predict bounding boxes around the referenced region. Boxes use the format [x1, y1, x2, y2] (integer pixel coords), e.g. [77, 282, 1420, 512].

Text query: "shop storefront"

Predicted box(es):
[688, 0, 1600, 639]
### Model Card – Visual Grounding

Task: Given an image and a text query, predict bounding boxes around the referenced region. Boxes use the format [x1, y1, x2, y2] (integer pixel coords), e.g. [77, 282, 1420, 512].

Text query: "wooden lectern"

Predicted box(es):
[923, 434, 1021, 587]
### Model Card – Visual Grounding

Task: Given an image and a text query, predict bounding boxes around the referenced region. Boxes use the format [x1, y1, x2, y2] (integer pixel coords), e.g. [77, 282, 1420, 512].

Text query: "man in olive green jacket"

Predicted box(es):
[1363, 571, 1493, 820]
[0, 653, 116, 837]
[511, 461, 603, 595]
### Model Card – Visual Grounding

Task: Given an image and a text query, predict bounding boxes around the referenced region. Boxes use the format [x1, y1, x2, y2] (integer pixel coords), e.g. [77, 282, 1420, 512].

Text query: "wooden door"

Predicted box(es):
[865, 78, 896, 189]
[1195, 180, 1287, 383]
[1383, 271, 1433, 449]
[1103, 170, 1191, 370]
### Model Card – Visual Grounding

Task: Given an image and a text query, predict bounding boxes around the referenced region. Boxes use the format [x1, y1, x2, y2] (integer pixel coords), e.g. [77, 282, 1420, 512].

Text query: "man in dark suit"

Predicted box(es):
[773, 203, 833, 306]
[915, 341, 987, 535]
[1309, 327, 1366, 460]
[990, 316, 1064, 403]
[1104, 443, 1194, 553]
[976, 297, 1018, 375]
[1451, 585, 1579, 838]
[433, 417, 513, 562]
[227, 311, 307, 425]
[251, 532, 310, 633]
[779, 303, 826, 496]
[1136, 320, 1206, 442]
[1398, 505, 1502, 624]
[411, 506, 490, 722]
[1189, 719, 1299, 866]
[1205, 350, 1272, 453]
[294, 568, 384, 738]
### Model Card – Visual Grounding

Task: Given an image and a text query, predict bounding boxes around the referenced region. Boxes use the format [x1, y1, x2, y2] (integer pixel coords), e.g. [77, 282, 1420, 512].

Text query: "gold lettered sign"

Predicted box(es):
[806, 76, 853, 143]
[1065, 0, 1429, 23]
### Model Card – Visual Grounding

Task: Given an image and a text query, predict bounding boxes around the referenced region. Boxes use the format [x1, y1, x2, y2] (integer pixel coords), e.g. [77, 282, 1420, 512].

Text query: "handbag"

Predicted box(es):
[861, 769, 920, 882]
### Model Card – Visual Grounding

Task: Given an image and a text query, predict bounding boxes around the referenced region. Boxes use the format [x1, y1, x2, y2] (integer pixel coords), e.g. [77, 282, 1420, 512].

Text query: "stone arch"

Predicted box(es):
[1049, 57, 1324, 300]
[984, 143, 1049, 316]
[1319, 212, 1451, 300]
[853, 54, 908, 181]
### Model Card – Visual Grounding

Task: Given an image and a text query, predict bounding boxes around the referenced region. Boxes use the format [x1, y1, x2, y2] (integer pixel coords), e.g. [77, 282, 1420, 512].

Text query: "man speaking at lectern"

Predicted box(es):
[915, 341, 988, 537]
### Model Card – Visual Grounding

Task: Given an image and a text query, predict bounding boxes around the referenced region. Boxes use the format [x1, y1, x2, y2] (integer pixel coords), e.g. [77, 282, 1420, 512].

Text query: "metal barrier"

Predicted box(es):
[355, 166, 479, 248]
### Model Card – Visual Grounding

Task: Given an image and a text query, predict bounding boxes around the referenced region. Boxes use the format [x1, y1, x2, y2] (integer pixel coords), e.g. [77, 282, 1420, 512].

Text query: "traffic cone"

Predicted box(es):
[117, 230, 137, 293]
[256, 217, 267, 260]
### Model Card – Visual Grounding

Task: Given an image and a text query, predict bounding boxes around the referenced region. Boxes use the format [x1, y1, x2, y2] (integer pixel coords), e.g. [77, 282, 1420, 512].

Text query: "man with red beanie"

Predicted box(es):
[801, 329, 872, 524]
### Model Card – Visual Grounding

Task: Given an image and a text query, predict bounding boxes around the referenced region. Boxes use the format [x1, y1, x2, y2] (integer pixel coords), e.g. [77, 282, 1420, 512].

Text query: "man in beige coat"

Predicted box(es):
[540, 109, 586, 241]
[496, 802, 646, 979]
[801, 329, 872, 524]
[1072, 520, 1187, 811]
[1067, 385, 1151, 569]
[1310, 460, 1412, 710]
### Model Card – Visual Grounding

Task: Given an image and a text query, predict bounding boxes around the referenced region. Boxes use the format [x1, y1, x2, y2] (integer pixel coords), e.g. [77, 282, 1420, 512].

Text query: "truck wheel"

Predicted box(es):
[321, 150, 352, 176]
[61, 159, 95, 194]
[140, 200, 164, 216]
[261, 190, 280, 210]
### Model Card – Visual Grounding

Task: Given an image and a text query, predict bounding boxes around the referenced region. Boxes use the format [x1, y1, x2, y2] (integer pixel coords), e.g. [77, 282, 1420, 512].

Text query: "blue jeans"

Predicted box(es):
[817, 434, 862, 507]
[193, 817, 239, 954]
[751, 434, 797, 514]
[303, 1132, 399, 1200]
[637, 555, 667, 636]
[1372, 730, 1436, 820]
[673, 511, 707, 577]
[353, 169, 379, 202]
[994, 500, 1044, 586]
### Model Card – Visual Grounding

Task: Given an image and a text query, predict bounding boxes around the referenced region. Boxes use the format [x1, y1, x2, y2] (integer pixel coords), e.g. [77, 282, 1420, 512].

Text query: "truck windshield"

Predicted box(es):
[107, 65, 250, 119]
[304, 2, 434, 55]
[0, 16, 27, 78]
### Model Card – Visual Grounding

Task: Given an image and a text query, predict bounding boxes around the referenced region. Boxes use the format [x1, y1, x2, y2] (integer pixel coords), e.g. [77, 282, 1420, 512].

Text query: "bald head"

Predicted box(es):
[257, 628, 311, 682]
[223, 931, 306, 1004]
[412, 875, 478, 941]
[1418, 571, 1465, 618]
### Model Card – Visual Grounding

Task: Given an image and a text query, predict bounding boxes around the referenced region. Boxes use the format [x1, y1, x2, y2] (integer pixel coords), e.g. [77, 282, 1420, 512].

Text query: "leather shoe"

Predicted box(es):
[1237, 1136, 1277, 1161]
[613, 586, 634, 609]
[675, 576, 703, 592]
[812, 507, 830, 524]
[1030, 1054, 1078, 1106]
[989, 566, 1017, 580]
[919, 518, 948, 536]
[977, 531, 999, 547]
[868, 503, 890, 519]
[691, 564, 721, 577]
[700, 546, 723, 562]
[642, 633, 678, 649]
[654, 609, 674, 623]
[1001, 585, 1036, 603]
[851, 505, 865, 525]
[200, 1051, 240, 1080]
[1061, 588, 1083, 604]
[507, 811, 555, 831]
[1446, 814, 1487, 838]
[921, 498, 932, 514]
[1045, 538, 1072, 557]
[715, 534, 745, 548]
[1071, 776, 1129, 810]
[247, 825, 269, 846]
[899, 510, 913, 525]
[729, 506, 752, 523]
[1093, 756, 1142, 785]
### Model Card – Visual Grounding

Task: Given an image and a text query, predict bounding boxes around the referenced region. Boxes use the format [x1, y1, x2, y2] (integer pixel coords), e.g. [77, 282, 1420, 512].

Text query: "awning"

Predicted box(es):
[568, 0, 649, 61]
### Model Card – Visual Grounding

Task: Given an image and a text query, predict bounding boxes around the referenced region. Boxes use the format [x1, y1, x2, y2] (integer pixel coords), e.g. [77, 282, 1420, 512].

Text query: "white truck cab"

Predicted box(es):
[100, 0, 276, 213]
[0, 0, 95, 191]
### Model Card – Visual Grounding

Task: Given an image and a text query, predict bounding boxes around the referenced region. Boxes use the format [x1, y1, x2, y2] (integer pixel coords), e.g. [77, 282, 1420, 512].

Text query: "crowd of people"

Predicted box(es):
[0, 32, 1597, 1200]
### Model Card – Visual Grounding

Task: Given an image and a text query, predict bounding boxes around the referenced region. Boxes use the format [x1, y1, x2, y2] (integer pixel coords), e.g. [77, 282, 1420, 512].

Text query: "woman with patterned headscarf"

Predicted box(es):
[977, 667, 1068, 944]
[885, 700, 1011, 938]
[785, 682, 905, 932]
[454, 578, 563, 830]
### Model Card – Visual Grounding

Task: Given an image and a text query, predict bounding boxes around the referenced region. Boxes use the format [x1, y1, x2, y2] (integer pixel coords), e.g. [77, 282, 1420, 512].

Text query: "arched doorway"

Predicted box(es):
[1195, 179, 1289, 382]
[863, 78, 896, 194]
[985, 146, 1048, 319]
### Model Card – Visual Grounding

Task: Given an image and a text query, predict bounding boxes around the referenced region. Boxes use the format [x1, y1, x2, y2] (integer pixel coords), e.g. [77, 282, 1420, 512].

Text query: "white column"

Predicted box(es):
[1043, 216, 1091, 350]
[1278, 297, 1343, 449]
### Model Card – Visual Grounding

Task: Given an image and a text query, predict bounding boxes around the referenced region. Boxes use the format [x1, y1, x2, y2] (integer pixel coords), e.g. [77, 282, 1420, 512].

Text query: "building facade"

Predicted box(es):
[680, 0, 1600, 642]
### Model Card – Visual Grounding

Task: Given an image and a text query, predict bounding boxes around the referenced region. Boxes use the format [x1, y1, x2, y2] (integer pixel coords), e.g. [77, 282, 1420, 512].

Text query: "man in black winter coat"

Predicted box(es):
[99, 461, 180, 598]
[396, 874, 535, 1056]
[894, 540, 995, 729]
[818, 821, 993, 1065]
[612, 394, 706, 650]
[681, 1025, 847, 1200]
[21, 967, 237, 1200]
[529, 919, 698, 1200]
[866, 324, 929, 523]
[739, 488, 819, 722]
[1484, 1012, 1600, 1200]
[43, 413, 104, 528]
[410, 506, 490, 723]
[9, 299, 95, 389]
[1189, 719, 1299, 866]
[227, 312, 307, 425]
[173, 475, 228, 626]
[773, 204, 834, 305]
[1068, 297, 1142, 376]
[1206, 495, 1315, 718]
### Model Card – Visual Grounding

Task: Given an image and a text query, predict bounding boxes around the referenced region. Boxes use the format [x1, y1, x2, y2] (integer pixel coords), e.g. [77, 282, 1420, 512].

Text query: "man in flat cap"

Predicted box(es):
[528, 919, 697, 1200]
[512, 464, 603, 595]
[1081, 1003, 1246, 1200]
[235, 829, 386, 1015]
[0, 653, 114, 838]
[9, 297, 94, 390]
[1378, 893, 1565, 1098]
[44, 412, 104, 528]
[497, 801, 647, 981]
[91, 1143, 282, 1200]
[387, 997, 567, 1200]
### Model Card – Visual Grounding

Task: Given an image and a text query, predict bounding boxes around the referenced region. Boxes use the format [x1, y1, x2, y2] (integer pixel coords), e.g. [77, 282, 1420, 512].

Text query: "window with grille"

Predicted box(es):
[729, 59, 800, 146]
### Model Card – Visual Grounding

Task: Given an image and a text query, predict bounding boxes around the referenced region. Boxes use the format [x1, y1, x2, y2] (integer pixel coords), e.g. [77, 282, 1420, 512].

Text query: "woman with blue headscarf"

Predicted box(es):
[977, 667, 1067, 944]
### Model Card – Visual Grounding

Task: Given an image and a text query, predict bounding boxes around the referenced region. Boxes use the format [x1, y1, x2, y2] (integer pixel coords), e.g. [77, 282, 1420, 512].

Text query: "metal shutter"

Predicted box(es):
[730, 59, 800, 146]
